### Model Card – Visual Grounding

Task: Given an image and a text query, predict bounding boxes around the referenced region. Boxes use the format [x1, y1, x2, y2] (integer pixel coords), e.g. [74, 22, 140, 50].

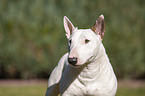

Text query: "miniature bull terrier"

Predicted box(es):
[45, 15, 117, 96]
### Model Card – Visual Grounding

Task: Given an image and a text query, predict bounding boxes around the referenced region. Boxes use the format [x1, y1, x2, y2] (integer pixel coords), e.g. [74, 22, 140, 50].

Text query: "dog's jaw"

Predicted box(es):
[69, 63, 80, 68]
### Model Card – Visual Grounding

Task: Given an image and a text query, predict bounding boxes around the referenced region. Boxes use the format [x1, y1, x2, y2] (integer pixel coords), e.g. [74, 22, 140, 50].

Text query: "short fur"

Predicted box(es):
[45, 15, 117, 96]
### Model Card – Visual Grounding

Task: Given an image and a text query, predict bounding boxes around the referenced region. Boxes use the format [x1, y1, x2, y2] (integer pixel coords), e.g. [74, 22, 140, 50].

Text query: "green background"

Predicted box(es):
[0, 0, 145, 79]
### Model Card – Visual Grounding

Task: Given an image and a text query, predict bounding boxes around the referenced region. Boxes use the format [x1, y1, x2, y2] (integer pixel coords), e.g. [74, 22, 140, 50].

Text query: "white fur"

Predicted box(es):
[45, 15, 117, 96]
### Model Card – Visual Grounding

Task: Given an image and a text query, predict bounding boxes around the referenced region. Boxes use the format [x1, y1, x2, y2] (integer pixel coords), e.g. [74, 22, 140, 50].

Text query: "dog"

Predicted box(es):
[45, 15, 117, 96]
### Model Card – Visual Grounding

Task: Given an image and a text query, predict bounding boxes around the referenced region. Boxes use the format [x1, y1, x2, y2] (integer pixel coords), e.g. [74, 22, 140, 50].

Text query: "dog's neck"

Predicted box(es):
[77, 43, 111, 84]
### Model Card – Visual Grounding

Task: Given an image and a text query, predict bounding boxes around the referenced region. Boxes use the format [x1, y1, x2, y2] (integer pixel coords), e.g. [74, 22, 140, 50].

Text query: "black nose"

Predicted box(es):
[68, 57, 77, 66]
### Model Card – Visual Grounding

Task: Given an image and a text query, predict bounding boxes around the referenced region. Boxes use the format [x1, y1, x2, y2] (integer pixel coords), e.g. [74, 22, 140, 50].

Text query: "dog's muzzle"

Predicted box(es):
[68, 57, 77, 66]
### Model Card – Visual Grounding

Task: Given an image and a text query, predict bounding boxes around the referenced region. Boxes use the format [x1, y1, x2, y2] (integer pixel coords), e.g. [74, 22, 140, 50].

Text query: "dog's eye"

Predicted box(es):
[85, 39, 90, 44]
[69, 40, 72, 45]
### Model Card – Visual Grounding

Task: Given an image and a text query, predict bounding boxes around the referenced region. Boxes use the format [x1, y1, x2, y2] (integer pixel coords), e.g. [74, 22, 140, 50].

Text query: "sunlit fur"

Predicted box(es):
[46, 15, 117, 96]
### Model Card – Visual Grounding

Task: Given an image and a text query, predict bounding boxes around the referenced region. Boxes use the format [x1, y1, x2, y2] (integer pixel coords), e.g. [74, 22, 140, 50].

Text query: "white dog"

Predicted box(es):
[45, 15, 117, 96]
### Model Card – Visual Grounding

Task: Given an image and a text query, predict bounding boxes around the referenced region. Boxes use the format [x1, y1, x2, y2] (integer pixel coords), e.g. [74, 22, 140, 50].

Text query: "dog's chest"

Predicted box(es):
[60, 66, 104, 95]
[63, 75, 103, 96]
[78, 70, 103, 94]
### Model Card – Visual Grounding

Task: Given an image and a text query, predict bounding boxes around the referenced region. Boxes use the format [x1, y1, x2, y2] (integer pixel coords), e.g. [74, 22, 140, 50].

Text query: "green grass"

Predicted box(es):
[0, 81, 145, 96]
[116, 87, 145, 96]
[0, 85, 46, 96]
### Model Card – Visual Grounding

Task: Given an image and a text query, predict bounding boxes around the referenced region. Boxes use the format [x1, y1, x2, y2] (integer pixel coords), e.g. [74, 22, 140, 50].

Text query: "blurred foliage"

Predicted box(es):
[0, 0, 145, 79]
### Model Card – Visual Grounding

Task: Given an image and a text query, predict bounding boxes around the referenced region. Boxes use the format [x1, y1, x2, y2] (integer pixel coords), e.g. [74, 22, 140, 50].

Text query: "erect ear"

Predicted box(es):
[91, 15, 105, 39]
[63, 16, 75, 39]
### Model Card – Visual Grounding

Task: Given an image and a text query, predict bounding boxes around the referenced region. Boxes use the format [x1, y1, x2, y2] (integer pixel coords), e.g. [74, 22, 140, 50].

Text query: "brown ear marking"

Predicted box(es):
[91, 15, 105, 39]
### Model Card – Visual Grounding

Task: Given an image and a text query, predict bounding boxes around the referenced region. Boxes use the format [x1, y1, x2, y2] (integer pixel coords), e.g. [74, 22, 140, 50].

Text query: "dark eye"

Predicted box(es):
[69, 39, 72, 45]
[85, 39, 90, 44]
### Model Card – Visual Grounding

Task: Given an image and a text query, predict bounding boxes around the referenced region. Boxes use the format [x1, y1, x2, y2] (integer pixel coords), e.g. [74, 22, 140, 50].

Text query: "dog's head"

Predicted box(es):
[64, 15, 105, 67]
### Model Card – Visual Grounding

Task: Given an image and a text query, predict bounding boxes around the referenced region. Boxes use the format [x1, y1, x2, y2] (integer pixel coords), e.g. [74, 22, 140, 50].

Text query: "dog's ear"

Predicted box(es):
[64, 16, 75, 39]
[91, 15, 105, 39]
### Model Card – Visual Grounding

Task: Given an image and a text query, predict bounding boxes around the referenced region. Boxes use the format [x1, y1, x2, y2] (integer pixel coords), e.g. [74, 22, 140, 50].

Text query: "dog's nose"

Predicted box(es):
[68, 57, 77, 66]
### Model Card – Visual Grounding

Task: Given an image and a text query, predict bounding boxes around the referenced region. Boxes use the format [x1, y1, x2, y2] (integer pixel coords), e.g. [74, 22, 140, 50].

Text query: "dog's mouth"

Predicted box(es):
[85, 56, 94, 64]
[68, 56, 94, 68]
[69, 63, 80, 68]
[68, 56, 95, 68]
